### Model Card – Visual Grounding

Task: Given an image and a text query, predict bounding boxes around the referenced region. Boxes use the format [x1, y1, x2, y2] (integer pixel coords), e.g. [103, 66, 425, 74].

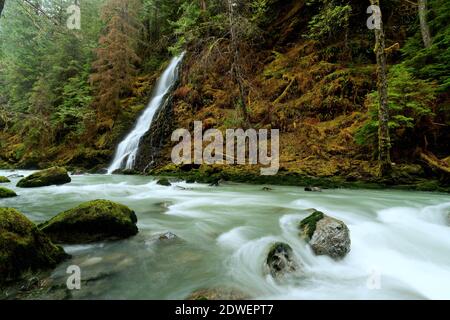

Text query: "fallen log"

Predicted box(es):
[419, 151, 450, 176]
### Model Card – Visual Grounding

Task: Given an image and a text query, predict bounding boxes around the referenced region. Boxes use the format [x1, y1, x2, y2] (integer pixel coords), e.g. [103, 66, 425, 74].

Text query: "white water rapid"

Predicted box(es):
[1, 170, 450, 299]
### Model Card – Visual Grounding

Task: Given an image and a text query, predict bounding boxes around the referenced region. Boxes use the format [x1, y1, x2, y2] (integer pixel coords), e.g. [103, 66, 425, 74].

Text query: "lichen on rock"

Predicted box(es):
[299, 210, 351, 259]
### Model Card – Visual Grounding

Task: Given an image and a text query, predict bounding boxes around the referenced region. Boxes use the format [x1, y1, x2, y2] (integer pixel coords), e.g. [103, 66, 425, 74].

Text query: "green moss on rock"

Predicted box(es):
[299, 210, 325, 240]
[39, 200, 139, 244]
[16, 167, 71, 188]
[156, 178, 171, 186]
[0, 176, 10, 183]
[0, 187, 17, 198]
[0, 208, 68, 283]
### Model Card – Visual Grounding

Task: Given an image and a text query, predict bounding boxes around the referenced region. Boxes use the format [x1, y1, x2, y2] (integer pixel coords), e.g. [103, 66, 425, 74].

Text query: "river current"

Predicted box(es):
[1, 170, 449, 299]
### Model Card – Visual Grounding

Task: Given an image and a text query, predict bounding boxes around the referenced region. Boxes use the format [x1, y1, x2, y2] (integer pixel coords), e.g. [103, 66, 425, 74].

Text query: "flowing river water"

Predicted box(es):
[1, 170, 450, 300]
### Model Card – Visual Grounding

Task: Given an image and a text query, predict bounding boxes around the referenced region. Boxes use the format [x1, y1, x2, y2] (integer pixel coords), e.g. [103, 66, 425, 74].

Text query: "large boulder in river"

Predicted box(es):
[0, 208, 68, 283]
[16, 167, 71, 188]
[299, 210, 350, 259]
[0, 187, 17, 198]
[39, 200, 138, 244]
[266, 242, 298, 278]
[0, 176, 10, 183]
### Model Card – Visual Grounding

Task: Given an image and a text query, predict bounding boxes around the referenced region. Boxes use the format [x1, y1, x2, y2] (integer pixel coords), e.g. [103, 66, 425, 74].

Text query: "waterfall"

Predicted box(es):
[107, 52, 185, 174]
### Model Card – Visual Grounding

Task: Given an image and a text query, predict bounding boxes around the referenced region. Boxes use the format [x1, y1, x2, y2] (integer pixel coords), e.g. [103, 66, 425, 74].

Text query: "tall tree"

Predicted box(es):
[370, 0, 392, 176]
[418, 0, 432, 48]
[227, 0, 249, 124]
[90, 0, 142, 118]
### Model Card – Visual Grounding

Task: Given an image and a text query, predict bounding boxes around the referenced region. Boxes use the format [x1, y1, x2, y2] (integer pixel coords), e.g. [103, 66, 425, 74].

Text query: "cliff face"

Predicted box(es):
[138, 0, 449, 189]
[144, 1, 379, 178]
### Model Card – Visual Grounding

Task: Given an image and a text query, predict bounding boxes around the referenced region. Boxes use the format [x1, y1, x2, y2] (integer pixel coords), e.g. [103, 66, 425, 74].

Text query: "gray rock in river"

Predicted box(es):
[266, 242, 298, 278]
[305, 186, 322, 192]
[158, 232, 178, 241]
[299, 210, 351, 259]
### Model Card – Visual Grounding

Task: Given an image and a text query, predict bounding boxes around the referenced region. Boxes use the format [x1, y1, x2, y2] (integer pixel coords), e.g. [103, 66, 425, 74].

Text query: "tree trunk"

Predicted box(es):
[199, 0, 207, 11]
[0, 0, 6, 17]
[371, 0, 392, 176]
[227, 0, 249, 124]
[418, 0, 432, 48]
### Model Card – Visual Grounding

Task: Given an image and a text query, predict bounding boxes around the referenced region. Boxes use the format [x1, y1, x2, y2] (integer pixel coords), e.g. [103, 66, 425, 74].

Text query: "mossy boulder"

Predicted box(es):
[266, 242, 298, 278]
[16, 167, 71, 188]
[156, 178, 171, 186]
[0, 176, 10, 183]
[0, 187, 17, 198]
[0, 208, 68, 283]
[299, 210, 350, 259]
[39, 200, 138, 244]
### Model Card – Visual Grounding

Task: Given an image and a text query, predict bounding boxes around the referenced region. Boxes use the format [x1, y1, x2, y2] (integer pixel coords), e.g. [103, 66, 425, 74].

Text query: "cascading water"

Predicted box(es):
[107, 52, 185, 174]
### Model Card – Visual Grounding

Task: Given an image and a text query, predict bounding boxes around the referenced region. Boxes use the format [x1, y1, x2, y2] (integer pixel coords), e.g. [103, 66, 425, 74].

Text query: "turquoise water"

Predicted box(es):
[1, 170, 450, 300]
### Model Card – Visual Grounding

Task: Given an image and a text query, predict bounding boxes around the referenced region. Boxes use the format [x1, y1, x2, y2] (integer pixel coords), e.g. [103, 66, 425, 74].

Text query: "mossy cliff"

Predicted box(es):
[140, 1, 449, 191]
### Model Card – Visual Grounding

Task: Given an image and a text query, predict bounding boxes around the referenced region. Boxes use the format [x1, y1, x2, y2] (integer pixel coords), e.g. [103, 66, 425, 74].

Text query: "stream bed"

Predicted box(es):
[1, 170, 450, 300]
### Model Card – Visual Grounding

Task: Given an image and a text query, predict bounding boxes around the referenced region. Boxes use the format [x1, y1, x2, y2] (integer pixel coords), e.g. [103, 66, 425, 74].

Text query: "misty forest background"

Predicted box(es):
[0, 0, 449, 189]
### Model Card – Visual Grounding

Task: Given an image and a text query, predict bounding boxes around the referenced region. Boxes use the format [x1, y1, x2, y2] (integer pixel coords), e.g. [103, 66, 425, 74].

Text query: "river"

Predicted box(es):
[1, 170, 450, 300]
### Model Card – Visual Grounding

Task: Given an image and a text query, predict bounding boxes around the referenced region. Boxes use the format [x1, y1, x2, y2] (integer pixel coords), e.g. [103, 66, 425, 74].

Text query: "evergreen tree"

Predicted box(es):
[90, 0, 142, 118]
